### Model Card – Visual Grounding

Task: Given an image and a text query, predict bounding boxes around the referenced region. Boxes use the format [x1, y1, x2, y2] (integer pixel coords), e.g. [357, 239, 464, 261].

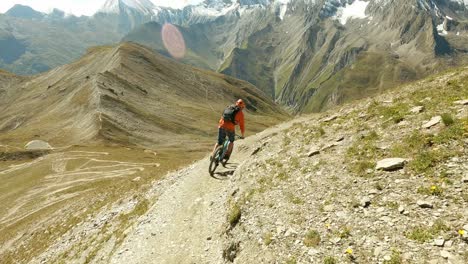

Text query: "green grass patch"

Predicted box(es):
[417, 185, 444, 196]
[228, 203, 242, 227]
[346, 131, 381, 174]
[367, 101, 410, 124]
[323, 256, 337, 264]
[304, 229, 321, 247]
[286, 192, 305, 205]
[263, 232, 273, 245]
[406, 220, 450, 243]
[441, 113, 455, 126]
[383, 249, 402, 264]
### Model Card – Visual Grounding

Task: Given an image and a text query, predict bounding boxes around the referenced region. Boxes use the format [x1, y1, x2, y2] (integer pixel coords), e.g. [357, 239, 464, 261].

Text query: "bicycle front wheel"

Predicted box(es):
[209, 147, 223, 175]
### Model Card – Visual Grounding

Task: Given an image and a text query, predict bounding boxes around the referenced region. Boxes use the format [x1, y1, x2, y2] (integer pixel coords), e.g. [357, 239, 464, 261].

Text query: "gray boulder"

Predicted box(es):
[422, 116, 442, 129]
[25, 140, 52, 150]
[376, 158, 407, 171]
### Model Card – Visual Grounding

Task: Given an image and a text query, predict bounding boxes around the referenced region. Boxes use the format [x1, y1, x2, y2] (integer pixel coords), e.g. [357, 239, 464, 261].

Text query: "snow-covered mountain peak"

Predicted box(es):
[99, 0, 155, 14]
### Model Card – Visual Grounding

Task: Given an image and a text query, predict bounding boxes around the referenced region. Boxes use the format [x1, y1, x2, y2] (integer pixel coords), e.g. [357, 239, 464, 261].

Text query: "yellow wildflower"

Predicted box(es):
[345, 248, 353, 254]
[431, 186, 437, 190]
[459, 229, 465, 236]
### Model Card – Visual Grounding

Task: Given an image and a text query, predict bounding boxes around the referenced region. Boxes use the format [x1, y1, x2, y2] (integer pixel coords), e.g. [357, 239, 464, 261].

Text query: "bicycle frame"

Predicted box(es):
[216, 134, 241, 162]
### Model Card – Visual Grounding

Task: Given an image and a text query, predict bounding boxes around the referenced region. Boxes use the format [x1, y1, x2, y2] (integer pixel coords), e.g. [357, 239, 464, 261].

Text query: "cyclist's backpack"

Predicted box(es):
[222, 105, 240, 123]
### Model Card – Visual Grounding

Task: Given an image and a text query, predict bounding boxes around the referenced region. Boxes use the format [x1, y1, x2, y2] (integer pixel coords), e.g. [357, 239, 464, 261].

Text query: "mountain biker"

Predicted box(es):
[211, 99, 246, 162]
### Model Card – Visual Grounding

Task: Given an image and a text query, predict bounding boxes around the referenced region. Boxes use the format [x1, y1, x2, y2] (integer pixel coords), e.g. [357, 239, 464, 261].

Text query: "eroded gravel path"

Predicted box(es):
[108, 153, 242, 263]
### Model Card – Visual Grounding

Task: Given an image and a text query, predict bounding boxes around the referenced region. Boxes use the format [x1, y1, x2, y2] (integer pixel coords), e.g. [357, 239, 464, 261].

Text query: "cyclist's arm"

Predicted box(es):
[236, 111, 245, 138]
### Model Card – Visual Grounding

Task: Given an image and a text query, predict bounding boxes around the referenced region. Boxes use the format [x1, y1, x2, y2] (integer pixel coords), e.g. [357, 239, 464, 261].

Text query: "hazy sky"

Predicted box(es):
[0, 0, 203, 16]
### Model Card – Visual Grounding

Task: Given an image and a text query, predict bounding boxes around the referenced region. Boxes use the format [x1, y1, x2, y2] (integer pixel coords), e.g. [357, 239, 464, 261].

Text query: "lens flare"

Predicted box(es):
[161, 23, 186, 59]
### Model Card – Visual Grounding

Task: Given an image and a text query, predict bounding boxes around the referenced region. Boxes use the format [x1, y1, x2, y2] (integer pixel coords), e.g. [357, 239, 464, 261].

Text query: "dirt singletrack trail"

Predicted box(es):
[109, 153, 240, 264]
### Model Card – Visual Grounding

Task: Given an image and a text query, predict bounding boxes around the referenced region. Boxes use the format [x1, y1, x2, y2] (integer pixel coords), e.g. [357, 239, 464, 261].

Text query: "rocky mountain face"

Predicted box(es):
[124, 0, 468, 112]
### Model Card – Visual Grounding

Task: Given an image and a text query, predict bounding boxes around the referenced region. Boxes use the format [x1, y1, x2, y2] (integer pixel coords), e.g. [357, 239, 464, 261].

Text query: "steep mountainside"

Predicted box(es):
[0, 9, 122, 75]
[222, 65, 468, 263]
[0, 42, 287, 148]
[125, 0, 468, 112]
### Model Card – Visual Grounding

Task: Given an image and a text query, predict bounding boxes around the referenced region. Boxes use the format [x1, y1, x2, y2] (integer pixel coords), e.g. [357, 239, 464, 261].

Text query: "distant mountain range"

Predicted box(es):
[1, 0, 468, 112]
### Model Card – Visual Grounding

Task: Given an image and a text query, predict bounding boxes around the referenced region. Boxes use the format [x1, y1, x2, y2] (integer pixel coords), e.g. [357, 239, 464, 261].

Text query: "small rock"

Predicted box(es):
[398, 206, 405, 214]
[376, 158, 407, 171]
[132, 177, 142, 182]
[207, 236, 212, 241]
[322, 115, 338, 122]
[336, 136, 345, 142]
[462, 177, 468, 183]
[410, 106, 424, 114]
[440, 250, 452, 259]
[454, 99, 468, 105]
[307, 148, 320, 157]
[422, 116, 442, 129]
[361, 197, 371, 208]
[434, 238, 445, 247]
[308, 248, 319, 256]
[383, 255, 392, 261]
[417, 200, 434, 209]
[374, 246, 383, 257]
[445, 240, 453, 247]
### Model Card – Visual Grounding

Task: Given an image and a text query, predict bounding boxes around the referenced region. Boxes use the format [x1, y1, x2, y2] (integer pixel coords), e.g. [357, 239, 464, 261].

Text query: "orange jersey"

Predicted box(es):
[219, 109, 245, 134]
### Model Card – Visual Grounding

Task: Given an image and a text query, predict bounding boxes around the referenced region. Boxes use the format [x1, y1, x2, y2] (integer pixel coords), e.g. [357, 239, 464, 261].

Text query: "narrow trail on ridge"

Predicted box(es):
[107, 121, 296, 264]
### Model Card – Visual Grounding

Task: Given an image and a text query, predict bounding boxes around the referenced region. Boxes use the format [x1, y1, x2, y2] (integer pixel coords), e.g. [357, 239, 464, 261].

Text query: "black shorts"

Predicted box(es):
[218, 128, 235, 145]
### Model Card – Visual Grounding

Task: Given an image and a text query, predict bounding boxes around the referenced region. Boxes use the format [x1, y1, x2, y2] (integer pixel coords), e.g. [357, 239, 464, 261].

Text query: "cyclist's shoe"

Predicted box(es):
[222, 158, 228, 167]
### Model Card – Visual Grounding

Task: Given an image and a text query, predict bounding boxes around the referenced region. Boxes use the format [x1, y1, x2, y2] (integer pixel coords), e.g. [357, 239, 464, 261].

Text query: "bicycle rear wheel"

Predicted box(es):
[209, 146, 223, 175]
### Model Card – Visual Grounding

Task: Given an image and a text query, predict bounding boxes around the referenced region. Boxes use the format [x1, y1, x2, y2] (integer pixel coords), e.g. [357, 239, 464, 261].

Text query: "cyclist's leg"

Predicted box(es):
[211, 128, 225, 159]
[225, 130, 235, 159]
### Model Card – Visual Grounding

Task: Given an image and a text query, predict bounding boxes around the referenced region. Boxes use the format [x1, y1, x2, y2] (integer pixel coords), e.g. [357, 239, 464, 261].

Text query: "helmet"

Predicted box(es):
[236, 99, 246, 108]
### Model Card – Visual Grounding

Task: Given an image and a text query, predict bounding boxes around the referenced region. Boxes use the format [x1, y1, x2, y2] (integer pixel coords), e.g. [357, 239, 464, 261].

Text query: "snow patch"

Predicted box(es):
[279, 4, 287, 20]
[192, 3, 241, 17]
[437, 22, 447, 36]
[446, 16, 453, 20]
[99, 0, 155, 14]
[334, 0, 369, 25]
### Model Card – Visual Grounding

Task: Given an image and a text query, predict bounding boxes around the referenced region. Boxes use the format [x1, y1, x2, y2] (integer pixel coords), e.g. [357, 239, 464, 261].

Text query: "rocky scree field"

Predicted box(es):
[222, 66, 468, 263]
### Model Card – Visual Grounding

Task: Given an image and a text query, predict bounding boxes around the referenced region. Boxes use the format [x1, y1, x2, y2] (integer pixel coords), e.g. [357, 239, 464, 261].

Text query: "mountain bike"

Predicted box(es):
[209, 135, 242, 175]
